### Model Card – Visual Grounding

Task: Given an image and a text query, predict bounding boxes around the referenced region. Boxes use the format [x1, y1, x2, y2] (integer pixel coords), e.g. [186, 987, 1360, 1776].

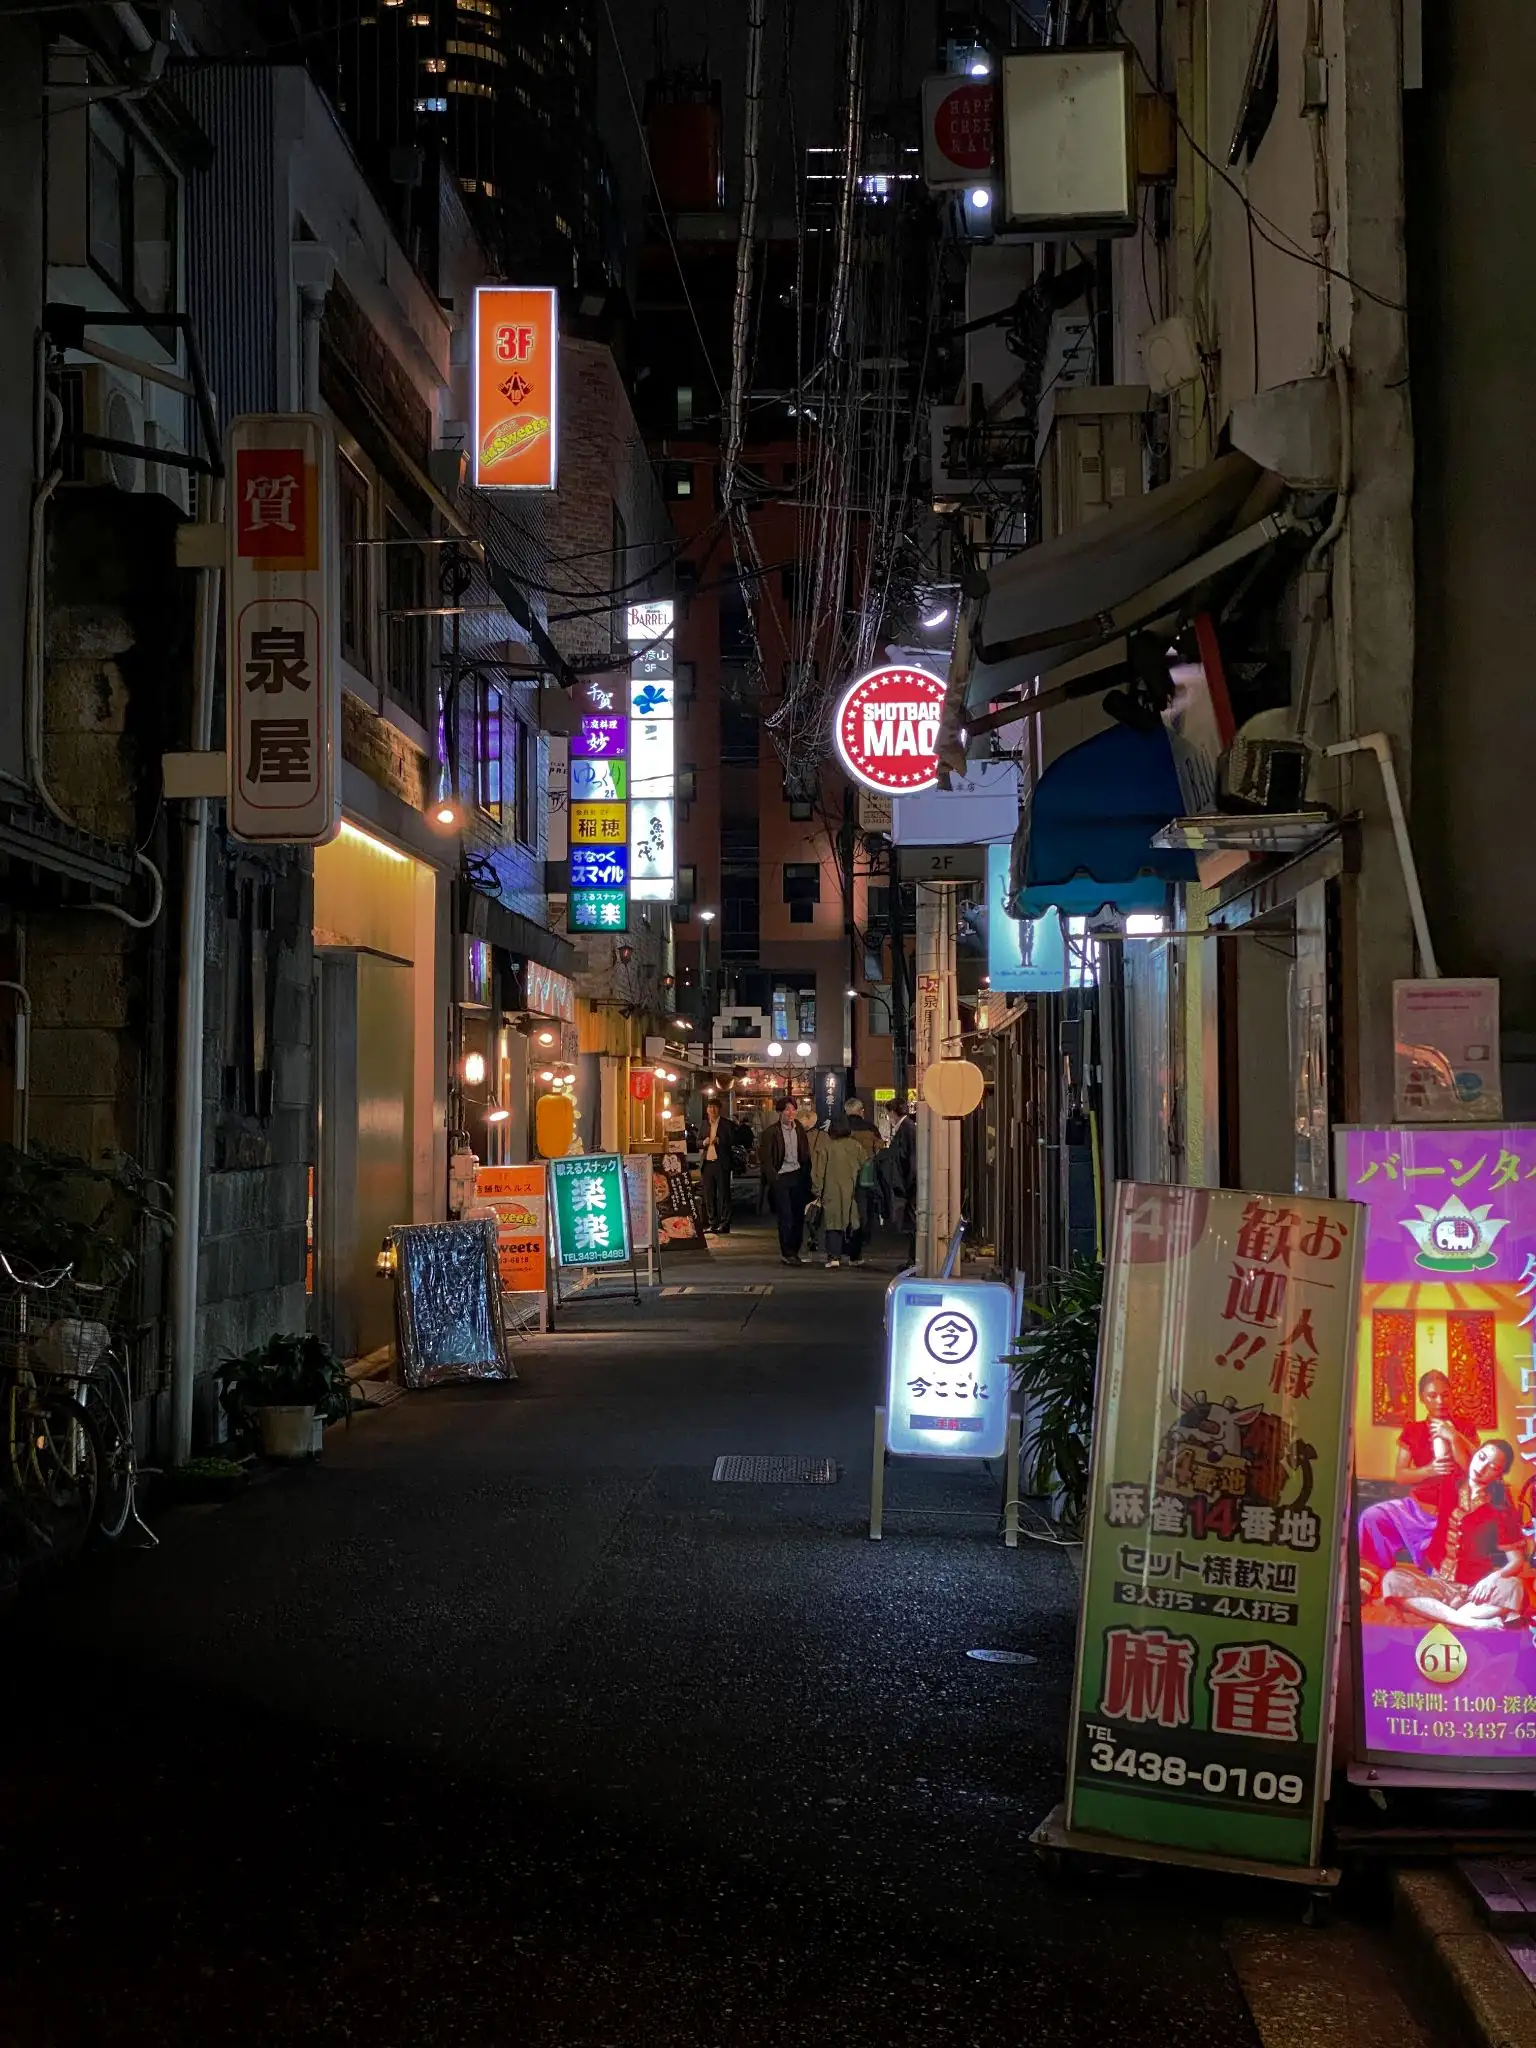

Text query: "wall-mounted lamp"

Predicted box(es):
[463, 1051, 487, 1086]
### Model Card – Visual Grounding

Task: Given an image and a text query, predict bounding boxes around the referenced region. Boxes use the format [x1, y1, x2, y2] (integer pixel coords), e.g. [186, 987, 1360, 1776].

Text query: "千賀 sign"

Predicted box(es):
[834, 665, 947, 795]
[1339, 1126, 1536, 1786]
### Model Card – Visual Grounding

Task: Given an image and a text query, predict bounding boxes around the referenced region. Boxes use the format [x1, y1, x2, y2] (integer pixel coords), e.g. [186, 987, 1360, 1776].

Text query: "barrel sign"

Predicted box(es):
[834, 665, 947, 794]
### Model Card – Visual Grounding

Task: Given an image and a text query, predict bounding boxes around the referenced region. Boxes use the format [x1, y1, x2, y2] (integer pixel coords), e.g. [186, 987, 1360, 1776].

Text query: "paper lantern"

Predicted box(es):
[922, 1059, 985, 1118]
[534, 1091, 577, 1158]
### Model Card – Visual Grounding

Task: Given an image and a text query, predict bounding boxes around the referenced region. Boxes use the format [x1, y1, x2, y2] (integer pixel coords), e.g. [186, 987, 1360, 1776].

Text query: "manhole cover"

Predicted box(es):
[711, 1455, 839, 1484]
[967, 1648, 1038, 1665]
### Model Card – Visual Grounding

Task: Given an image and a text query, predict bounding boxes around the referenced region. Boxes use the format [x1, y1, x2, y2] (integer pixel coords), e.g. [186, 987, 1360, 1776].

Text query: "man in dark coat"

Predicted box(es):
[757, 1096, 812, 1264]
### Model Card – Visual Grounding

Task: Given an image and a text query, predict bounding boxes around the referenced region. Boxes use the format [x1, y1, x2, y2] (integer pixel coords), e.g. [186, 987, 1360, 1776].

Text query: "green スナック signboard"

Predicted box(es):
[549, 1154, 631, 1269]
[1066, 1181, 1364, 1871]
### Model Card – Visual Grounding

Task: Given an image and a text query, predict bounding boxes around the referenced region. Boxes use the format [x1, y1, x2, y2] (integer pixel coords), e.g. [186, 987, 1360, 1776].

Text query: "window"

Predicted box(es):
[448, 77, 496, 96]
[476, 681, 504, 819]
[222, 871, 273, 1119]
[780, 564, 800, 610]
[677, 865, 697, 906]
[867, 987, 892, 1037]
[783, 862, 820, 905]
[415, 96, 448, 112]
[718, 583, 752, 661]
[511, 715, 533, 846]
[720, 698, 758, 766]
[446, 37, 506, 61]
[384, 511, 429, 725]
[659, 461, 693, 500]
[457, 0, 501, 16]
[674, 660, 696, 703]
[676, 384, 693, 429]
[338, 454, 371, 673]
[423, 56, 446, 72]
[88, 107, 177, 318]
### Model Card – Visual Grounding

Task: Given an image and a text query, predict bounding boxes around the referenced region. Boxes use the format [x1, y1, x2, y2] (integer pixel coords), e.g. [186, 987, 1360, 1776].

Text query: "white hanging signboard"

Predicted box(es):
[225, 414, 341, 845]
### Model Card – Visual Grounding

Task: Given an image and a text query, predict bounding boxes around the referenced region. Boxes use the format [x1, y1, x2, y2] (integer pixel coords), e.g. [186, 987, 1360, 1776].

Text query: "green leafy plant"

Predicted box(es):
[218, 1332, 354, 1432]
[1008, 1256, 1104, 1534]
[0, 1142, 170, 1291]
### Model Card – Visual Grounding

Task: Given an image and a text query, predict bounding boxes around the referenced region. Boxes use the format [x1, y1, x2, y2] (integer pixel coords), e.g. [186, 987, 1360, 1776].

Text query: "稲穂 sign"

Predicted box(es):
[835, 665, 946, 795]
[225, 413, 341, 846]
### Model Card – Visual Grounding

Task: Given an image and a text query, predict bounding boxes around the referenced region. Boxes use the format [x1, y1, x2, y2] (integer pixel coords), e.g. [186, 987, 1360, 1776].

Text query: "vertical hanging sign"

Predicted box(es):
[1339, 1126, 1536, 1788]
[473, 285, 559, 491]
[627, 600, 675, 903]
[225, 415, 341, 845]
[1058, 1181, 1364, 1874]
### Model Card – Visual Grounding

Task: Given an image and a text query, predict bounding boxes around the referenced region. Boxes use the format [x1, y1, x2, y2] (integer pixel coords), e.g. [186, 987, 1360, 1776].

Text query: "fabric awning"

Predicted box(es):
[947, 451, 1292, 733]
[1011, 723, 1197, 919]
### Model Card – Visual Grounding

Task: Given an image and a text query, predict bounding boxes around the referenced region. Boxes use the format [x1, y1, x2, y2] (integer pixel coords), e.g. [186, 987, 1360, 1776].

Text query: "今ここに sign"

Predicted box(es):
[886, 1278, 1014, 1460]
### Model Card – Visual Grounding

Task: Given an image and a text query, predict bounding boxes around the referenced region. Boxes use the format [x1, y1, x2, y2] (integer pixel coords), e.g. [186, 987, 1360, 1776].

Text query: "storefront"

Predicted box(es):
[312, 817, 449, 1361]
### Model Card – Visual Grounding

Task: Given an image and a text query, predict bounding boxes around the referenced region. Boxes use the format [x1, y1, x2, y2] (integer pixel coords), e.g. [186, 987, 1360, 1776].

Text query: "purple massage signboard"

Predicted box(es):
[1338, 1127, 1536, 1783]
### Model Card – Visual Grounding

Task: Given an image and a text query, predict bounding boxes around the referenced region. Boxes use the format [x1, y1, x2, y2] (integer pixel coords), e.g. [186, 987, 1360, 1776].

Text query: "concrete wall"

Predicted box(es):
[1407, 2, 1536, 1099]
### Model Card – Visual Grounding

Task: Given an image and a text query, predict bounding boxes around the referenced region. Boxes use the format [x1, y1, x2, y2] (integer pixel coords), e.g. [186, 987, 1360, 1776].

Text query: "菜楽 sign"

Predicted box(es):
[834, 664, 946, 795]
[475, 1162, 548, 1295]
[1392, 979, 1503, 1123]
[225, 414, 341, 846]
[1066, 1181, 1364, 1871]
[1339, 1126, 1536, 1786]
[473, 285, 558, 491]
[549, 1153, 631, 1269]
[886, 1277, 1013, 1460]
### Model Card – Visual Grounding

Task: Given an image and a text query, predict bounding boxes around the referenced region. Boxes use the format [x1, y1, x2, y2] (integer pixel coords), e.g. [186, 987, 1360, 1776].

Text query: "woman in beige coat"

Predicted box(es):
[812, 1115, 866, 1268]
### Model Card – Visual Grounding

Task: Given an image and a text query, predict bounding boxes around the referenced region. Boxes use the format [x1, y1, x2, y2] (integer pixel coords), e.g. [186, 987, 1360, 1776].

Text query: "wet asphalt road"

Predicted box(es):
[0, 1223, 1263, 2047]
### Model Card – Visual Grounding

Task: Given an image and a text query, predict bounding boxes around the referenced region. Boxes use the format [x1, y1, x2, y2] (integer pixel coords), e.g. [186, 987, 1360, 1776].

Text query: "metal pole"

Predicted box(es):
[869, 1404, 887, 1540]
[169, 472, 225, 1465]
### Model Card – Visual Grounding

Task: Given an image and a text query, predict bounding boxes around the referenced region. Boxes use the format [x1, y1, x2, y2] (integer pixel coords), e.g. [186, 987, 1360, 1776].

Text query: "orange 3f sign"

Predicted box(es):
[473, 285, 559, 491]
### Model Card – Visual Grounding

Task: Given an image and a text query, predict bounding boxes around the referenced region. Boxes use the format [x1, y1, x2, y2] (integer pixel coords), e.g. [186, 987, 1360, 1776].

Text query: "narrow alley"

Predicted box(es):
[0, 1225, 1270, 2048]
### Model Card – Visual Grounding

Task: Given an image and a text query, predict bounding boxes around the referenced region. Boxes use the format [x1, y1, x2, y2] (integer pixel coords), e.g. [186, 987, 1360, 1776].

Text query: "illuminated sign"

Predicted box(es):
[987, 843, 1067, 992]
[1069, 1181, 1364, 1871]
[629, 718, 674, 799]
[475, 1163, 547, 1294]
[885, 1277, 1013, 1460]
[569, 801, 627, 845]
[473, 285, 558, 491]
[921, 75, 996, 187]
[571, 756, 627, 803]
[572, 715, 626, 759]
[225, 413, 341, 846]
[625, 600, 675, 644]
[550, 1154, 631, 1269]
[569, 845, 628, 890]
[570, 890, 628, 932]
[630, 673, 674, 720]
[834, 664, 947, 794]
[631, 797, 675, 898]
[1340, 1126, 1536, 1785]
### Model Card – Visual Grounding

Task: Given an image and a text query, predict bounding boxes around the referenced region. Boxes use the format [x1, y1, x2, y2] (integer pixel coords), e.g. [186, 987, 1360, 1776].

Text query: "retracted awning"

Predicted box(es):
[1011, 722, 1197, 919]
[944, 452, 1301, 751]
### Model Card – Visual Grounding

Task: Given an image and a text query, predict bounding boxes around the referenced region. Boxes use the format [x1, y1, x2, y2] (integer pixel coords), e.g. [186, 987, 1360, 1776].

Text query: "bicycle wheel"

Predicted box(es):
[82, 1365, 135, 1542]
[5, 1383, 103, 1562]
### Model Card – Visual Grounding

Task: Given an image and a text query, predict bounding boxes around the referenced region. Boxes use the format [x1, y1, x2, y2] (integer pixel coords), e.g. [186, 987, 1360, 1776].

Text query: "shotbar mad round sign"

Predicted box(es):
[834, 665, 947, 794]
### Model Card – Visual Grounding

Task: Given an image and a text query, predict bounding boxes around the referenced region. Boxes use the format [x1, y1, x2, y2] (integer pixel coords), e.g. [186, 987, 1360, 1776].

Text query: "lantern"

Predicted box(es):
[921, 1058, 985, 1118]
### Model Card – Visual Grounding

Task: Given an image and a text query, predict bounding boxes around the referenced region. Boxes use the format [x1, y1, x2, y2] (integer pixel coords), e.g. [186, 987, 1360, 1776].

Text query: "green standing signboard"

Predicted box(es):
[549, 1154, 631, 1270]
[1056, 1181, 1364, 1877]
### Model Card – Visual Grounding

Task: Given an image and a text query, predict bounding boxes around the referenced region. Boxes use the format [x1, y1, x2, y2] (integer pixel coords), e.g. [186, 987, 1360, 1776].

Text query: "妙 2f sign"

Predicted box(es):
[474, 286, 559, 491]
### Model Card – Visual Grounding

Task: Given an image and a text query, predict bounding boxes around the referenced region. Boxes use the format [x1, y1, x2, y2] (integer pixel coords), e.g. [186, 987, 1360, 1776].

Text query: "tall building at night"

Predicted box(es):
[288, 0, 624, 293]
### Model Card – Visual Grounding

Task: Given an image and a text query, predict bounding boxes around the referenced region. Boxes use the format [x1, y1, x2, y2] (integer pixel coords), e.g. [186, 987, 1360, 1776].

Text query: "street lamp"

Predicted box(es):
[766, 1041, 784, 1060]
[794, 1041, 812, 1060]
[698, 908, 717, 1046]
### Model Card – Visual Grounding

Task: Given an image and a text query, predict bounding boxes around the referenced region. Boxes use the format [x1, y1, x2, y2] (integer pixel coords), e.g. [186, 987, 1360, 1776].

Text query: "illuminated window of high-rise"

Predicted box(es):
[423, 56, 445, 71]
[446, 37, 505, 62]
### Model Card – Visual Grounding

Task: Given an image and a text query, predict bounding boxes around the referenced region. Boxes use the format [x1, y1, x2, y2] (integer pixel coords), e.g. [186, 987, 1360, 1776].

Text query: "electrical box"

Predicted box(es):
[1037, 385, 1151, 538]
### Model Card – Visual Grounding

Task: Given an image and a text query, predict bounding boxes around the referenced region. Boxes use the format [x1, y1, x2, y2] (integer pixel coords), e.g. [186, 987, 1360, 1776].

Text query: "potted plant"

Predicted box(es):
[218, 1332, 354, 1459]
[1009, 1256, 1103, 1534]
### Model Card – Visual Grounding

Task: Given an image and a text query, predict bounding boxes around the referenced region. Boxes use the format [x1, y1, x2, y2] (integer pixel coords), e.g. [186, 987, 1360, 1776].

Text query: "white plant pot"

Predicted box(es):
[257, 1404, 320, 1459]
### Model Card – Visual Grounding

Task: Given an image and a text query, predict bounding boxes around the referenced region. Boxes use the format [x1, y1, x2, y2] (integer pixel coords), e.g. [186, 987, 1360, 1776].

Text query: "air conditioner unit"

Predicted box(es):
[68, 364, 146, 493]
[144, 418, 191, 516]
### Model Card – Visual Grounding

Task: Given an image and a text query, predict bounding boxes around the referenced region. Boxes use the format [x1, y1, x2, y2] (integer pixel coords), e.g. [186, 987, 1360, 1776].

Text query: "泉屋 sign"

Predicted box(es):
[1339, 1127, 1536, 1787]
[886, 1278, 1013, 1460]
[473, 285, 558, 490]
[549, 1154, 631, 1268]
[834, 665, 946, 795]
[225, 414, 341, 846]
[1067, 1181, 1364, 1871]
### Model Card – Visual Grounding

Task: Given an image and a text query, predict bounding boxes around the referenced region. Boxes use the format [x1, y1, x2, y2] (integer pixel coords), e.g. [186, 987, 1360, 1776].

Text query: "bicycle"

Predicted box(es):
[0, 1251, 153, 1560]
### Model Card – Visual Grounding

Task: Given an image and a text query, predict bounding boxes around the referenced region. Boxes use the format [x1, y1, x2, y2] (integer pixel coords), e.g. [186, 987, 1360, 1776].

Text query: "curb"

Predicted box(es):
[1393, 1866, 1536, 2047]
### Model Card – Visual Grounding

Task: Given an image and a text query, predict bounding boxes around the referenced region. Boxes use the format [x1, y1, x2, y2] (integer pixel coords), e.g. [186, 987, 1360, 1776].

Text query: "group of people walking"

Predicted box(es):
[758, 1095, 915, 1268]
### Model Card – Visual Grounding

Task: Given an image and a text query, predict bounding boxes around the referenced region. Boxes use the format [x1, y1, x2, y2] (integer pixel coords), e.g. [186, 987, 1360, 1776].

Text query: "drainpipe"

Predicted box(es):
[168, 472, 225, 1465]
[1324, 732, 1438, 979]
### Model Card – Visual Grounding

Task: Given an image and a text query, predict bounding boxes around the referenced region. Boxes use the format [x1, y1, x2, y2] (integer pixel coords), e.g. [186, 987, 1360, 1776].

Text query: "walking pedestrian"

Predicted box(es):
[798, 1105, 828, 1260]
[758, 1096, 812, 1264]
[842, 1097, 884, 1266]
[812, 1115, 865, 1269]
[700, 1098, 735, 1235]
[887, 1107, 917, 1266]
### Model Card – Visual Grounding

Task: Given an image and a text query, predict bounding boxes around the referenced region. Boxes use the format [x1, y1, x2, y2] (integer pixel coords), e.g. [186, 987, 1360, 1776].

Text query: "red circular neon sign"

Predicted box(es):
[834, 665, 947, 794]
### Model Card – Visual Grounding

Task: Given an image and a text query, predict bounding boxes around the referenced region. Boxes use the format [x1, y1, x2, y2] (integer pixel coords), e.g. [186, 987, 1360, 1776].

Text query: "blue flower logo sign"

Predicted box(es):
[632, 683, 669, 717]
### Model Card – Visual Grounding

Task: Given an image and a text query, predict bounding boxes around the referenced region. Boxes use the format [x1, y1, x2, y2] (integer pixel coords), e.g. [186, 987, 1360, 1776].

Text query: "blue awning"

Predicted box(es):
[1011, 723, 1198, 919]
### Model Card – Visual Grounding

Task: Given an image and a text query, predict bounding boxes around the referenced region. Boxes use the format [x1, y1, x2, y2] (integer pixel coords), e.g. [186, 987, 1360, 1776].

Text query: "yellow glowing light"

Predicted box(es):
[462, 1051, 487, 1086]
[339, 819, 409, 864]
